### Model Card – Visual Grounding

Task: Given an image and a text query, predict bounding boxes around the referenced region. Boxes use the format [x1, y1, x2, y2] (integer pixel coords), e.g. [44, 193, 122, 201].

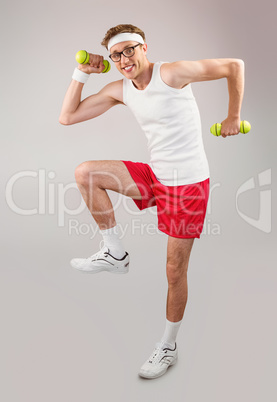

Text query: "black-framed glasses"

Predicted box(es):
[109, 43, 141, 62]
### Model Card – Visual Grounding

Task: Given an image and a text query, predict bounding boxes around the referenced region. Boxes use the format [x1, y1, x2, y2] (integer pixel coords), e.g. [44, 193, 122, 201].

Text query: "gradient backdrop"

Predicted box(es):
[1, 0, 276, 401]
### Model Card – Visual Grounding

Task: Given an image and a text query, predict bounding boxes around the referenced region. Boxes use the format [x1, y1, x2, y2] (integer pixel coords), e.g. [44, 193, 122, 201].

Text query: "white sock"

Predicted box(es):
[100, 224, 125, 259]
[160, 318, 183, 349]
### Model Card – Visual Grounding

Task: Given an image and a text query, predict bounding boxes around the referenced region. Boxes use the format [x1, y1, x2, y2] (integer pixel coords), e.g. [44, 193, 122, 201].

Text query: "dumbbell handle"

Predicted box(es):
[210, 120, 251, 136]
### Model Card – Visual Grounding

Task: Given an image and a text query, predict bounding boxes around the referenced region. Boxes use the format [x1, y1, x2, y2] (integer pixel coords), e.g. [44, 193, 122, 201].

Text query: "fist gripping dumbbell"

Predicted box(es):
[75, 50, 111, 73]
[210, 120, 251, 136]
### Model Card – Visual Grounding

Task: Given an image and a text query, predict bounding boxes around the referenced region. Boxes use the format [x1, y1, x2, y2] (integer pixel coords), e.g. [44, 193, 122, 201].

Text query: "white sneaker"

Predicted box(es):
[70, 243, 129, 274]
[139, 342, 178, 379]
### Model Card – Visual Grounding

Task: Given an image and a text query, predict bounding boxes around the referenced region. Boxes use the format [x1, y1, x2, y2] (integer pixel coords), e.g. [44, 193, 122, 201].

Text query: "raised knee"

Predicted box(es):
[75, 162, 88, 184]
[75, 161, 97, 186]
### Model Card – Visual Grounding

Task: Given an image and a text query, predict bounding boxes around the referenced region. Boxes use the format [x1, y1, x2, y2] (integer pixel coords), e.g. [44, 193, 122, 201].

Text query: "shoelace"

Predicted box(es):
[148, 344, 168, 364]
[89, 241, 109, 261]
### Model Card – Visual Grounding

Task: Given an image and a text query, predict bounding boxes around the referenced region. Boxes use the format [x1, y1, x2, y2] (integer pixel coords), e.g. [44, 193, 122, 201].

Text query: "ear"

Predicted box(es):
[142, 43, 148, 54]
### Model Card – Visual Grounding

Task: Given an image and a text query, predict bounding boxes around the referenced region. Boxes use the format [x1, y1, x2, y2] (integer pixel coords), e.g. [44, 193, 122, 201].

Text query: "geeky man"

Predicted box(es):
[59, 24, 244, 379]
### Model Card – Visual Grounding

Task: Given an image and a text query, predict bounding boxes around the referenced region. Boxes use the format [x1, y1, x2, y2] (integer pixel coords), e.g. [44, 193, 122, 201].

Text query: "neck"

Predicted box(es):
[132, 60, 154, 90]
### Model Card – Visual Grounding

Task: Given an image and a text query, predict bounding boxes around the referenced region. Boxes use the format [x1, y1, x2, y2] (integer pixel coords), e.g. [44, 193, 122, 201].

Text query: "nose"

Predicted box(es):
[120, 54, 130, 66]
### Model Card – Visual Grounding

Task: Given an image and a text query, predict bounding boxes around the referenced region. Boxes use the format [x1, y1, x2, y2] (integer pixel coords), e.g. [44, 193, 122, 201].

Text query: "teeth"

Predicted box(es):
[124, 65, 133, 71]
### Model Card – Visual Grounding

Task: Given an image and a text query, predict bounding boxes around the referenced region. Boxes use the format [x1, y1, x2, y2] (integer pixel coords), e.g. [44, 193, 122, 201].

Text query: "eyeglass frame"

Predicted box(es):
[109, 43, 141, 62]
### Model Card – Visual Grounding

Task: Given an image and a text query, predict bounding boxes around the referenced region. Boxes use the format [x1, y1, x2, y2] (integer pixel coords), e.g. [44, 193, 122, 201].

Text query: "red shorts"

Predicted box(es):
[122, 160, 209, 239]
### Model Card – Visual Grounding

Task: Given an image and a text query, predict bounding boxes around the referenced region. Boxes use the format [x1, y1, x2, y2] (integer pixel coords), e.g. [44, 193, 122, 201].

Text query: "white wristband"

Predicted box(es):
[72, 67, 90, 84]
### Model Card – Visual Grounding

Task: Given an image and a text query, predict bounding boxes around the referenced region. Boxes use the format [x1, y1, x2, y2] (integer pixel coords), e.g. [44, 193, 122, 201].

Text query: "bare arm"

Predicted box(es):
[161, 59, 245, 137]
[59, 52, 124, 125]
[59, 79, 124, 125]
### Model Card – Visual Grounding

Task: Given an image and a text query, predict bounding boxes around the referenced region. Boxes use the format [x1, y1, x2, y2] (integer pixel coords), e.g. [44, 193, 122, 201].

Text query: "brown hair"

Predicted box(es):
[101, 24, 146, 49]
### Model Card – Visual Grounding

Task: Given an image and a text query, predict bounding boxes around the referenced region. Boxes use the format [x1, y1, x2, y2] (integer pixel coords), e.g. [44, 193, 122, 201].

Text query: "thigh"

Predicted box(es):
[76, 160, 142, 199]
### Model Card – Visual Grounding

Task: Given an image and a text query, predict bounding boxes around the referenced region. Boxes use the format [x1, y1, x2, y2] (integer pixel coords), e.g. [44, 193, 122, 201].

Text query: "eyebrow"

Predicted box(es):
[111, 43, 135, 54]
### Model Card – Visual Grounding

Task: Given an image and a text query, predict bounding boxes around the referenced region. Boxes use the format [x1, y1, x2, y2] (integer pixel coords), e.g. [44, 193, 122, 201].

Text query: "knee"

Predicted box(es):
[166, 261, 187, 286]
[75, 161, 97, 186]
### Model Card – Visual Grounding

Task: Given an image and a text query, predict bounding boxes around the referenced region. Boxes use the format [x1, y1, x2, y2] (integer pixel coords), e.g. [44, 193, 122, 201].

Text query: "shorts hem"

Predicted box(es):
[158, 227, 201, 239]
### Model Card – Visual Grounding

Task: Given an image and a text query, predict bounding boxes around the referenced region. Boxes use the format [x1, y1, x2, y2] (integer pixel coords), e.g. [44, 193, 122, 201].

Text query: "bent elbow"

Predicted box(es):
[233, 59, 244, 70]
[237, 59, 245, 68]
[227, 59, 244, 78]
[59, 115, 72, 125]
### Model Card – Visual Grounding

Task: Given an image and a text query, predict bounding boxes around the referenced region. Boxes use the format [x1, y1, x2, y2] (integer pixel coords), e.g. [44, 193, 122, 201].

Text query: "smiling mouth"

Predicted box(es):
[122, 64, 135, 72]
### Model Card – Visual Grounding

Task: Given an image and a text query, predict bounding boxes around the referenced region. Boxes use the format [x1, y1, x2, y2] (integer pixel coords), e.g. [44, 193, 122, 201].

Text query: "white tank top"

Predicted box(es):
[123, 61, 210, 186]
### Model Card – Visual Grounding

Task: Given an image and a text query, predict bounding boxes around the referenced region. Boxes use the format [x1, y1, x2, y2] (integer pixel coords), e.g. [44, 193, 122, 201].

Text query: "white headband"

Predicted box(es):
[108, 33, 145, 51]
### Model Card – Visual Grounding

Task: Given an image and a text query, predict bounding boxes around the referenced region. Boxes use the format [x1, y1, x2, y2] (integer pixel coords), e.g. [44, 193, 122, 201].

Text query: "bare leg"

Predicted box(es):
[74, 160, 142, 230]
[166, 236, 195, 322]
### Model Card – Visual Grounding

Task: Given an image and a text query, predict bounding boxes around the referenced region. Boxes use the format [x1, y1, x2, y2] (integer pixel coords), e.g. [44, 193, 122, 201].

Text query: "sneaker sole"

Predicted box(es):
[70, 263, 129, 274]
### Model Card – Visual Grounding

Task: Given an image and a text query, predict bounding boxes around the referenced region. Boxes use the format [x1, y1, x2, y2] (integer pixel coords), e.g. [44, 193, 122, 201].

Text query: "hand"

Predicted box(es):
[77, 53, 105, 74]
[220, 117, 241, 138]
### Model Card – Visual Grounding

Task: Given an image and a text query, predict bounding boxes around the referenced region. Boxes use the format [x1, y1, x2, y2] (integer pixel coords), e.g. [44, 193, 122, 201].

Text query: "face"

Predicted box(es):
[109, 41, 148, 79]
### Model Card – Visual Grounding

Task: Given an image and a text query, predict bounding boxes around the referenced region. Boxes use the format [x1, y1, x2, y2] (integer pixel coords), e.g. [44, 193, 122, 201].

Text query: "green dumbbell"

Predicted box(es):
[210, 120, 251, 136]
[75, 50, 111, 73]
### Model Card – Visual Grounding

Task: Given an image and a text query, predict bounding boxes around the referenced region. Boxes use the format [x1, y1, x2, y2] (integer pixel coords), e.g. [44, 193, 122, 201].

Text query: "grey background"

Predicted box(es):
[1, 0, 276, 401]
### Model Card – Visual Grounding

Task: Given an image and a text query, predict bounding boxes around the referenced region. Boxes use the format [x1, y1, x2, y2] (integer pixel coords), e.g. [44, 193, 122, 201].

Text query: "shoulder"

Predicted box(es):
[160, 61, 191, 89]
[100, 79, 124, 105]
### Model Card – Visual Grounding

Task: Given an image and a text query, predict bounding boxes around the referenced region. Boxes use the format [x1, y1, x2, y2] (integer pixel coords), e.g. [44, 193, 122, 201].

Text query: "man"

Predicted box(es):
[59, 24, 244, 379]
